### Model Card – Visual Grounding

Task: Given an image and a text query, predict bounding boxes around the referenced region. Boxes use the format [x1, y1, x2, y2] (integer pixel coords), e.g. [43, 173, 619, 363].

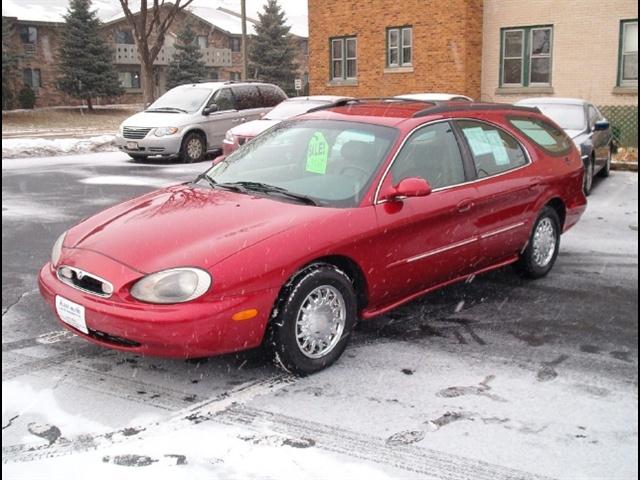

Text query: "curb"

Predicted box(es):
[611, 161, 638, 172]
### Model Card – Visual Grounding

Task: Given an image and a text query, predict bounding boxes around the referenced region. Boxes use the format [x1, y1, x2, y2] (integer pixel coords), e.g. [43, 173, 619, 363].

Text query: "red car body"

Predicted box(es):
[39, 101, 587, 359]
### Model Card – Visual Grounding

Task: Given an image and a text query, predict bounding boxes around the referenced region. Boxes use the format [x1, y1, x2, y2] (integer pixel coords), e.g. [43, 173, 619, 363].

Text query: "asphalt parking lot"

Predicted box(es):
[2, 152, 638, 479]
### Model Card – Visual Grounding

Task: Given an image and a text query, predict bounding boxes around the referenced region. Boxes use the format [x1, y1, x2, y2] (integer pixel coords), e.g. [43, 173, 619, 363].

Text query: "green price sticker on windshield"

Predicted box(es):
[306, 132, 329, 174]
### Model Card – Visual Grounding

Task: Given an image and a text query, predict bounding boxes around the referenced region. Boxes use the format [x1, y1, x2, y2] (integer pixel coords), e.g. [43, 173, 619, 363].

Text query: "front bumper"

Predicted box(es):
[115, 133, 183, 158]
[38, 262, 279, 358]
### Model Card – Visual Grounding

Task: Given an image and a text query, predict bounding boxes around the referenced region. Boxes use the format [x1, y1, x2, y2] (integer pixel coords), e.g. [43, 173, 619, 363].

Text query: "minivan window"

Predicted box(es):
[148, 87, 213, 113]
[212, 88, 236, 111]
[233, 85, 262, 110]
[390, 122, 466, 189]
[258, 85, 287, 108]
[508, 117, 573, 155]
[457, 120, 528, 178]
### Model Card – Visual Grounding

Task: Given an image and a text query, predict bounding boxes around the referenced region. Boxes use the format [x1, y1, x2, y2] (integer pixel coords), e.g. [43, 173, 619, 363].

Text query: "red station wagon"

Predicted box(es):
[39, 99, 587, 374]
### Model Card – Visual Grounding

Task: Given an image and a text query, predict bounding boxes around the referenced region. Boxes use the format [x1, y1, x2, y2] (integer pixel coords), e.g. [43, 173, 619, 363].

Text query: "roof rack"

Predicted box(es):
[306, 97, 434, 114]
[412, 102, 541, 118]
[223, 80, 265, 85]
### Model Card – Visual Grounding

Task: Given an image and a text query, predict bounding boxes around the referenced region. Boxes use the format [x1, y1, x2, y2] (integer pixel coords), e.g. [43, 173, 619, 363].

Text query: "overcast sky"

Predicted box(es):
[1, 0, 309, 35]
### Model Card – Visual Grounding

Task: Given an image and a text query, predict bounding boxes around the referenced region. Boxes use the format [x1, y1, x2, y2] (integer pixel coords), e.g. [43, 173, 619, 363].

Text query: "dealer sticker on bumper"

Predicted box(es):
[55, 295, 88, 334]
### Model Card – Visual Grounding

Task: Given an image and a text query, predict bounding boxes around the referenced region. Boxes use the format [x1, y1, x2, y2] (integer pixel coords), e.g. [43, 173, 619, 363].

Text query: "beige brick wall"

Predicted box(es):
[308, 0, 483, 99]
[482, 0, 638, 105]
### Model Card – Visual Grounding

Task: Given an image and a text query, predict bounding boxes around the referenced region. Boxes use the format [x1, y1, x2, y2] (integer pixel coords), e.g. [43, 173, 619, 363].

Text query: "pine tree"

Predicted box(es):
[57, 0, 123, 110]
[249, 0, 298, 94]
[166, 24, 207, 89]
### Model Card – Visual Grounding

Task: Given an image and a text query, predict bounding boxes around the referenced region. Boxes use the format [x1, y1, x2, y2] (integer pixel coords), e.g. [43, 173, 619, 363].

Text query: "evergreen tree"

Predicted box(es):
[249, 0, 298, 94]
[2, 18, 18, 110]
[57, 0, 123, 110]
[166, 24, 207, 89]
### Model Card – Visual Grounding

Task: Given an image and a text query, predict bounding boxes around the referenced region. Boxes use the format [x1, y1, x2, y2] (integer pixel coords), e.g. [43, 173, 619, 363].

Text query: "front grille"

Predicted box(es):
[89, 329, 141, 348]
[123, 126, 153, 139]
[57, 266, 113, 298]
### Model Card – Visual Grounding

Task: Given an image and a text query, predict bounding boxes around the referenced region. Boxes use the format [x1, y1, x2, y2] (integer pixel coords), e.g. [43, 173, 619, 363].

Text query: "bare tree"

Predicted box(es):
[118, 0, 195, 105]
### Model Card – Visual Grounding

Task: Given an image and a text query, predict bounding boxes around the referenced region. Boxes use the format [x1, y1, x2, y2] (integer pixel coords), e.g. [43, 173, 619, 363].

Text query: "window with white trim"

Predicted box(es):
[387, 27, 412, 67]
[619, 20, 638, 86]
[331, 36, 357, 80]
[501, 26, 553, 87]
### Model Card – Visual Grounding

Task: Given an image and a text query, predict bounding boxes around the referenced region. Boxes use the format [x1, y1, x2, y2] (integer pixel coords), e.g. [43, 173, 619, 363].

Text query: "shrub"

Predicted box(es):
[18, 86, 36, 109]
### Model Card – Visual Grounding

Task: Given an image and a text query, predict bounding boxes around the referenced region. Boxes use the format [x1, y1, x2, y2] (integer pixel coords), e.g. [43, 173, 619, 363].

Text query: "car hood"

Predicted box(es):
[230, 119, 281, 137]
[64, 184, 331, 274]
[122, 111, 196, 128]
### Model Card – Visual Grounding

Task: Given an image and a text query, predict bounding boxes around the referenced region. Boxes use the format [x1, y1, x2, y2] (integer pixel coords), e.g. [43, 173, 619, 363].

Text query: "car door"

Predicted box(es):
[231, 85, 267, 124]
[588, 104, 611, 170]
[202, 87, 239, 149]
[455, 119, 537, 268]
[374, 121, 480, 303]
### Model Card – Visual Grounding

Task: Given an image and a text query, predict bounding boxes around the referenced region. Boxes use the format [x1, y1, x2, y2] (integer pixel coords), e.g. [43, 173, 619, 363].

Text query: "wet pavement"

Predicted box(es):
[2, 152, 638, 479]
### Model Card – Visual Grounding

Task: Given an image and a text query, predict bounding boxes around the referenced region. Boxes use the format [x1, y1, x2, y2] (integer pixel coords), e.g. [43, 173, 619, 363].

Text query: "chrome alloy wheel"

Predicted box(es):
[295, 285, 346, 359]
[186, 137, 203, 160]
[532, 218, 557, 268]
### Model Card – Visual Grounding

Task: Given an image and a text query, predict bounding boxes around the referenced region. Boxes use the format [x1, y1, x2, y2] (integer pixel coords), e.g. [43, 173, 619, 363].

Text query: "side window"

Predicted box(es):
[233, 86, 262, 110]
[508, 117, 573, 155]
[588, 105, 600, 130]
[258, 85, 287, 108]
[211, 88, 235, 111]
[458, 120, 528, 178]
[390, 122, 466, 190]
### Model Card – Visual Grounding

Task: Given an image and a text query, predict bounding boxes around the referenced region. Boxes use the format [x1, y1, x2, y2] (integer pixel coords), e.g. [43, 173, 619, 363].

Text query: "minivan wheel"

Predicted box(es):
[267, 264, 357, 375]
[516, 206, 561, 279]
[180, 132, 206, 163]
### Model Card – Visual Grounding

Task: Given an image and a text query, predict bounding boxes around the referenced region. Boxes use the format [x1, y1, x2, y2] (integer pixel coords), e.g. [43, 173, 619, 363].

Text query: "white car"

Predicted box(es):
[395, 93, 474, 102]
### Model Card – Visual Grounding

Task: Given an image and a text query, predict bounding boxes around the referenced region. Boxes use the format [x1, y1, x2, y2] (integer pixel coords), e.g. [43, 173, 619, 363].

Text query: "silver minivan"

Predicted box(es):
[115, 81, 288, 163]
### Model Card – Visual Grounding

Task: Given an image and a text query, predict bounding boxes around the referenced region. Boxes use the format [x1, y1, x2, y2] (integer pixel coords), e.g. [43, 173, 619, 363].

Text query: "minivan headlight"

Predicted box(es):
[154, 127, 180, 137]
[51, 232, 67, 267]
[224, 131, 236, 143]
[130, 268, 211, 304]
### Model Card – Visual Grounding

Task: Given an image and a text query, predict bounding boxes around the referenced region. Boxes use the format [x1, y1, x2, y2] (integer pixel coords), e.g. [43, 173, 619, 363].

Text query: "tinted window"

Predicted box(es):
[390, 122, 466, 189]
[233, 85, 262, 110]
[458, 121, 528, 178]
[211, 88, 235, 111]
[258, 85, 287, 108]
[508, 117, 573, 155]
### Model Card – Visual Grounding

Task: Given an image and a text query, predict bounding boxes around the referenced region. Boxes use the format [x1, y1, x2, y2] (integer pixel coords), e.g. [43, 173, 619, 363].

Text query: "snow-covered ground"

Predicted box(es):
[2, 135, 117, 159]
[2, 152, 638, 479]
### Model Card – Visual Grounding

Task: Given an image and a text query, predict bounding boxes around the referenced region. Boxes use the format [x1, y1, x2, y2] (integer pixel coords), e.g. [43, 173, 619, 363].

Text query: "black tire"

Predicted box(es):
[179, 132, 206, 164]
[583, 156, 594, 196]
[516, 206, 561, 279]
[599, 147, 612, 178]
[266, 264, 358, 375]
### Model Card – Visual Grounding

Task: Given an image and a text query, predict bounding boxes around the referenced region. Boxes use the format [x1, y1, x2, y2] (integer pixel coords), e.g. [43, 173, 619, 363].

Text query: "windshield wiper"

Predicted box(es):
[218, 181, 318, 206]
[194, 172, 218, 189]
[147, 107, 189, 113]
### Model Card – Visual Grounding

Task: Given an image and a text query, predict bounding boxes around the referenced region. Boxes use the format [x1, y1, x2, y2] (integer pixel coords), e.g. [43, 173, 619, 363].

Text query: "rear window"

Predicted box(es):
[258, 85, 287, 107]
[508, 117, 573, 155]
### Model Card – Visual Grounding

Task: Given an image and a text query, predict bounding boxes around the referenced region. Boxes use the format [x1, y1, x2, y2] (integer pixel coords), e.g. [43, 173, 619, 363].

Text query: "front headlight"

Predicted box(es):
[154, 127, 180, 137]
[224, 131, 236, 143]
[130, 268, 211, 304]
[118, 123, 124, 135]
[51, 232, 66, 267]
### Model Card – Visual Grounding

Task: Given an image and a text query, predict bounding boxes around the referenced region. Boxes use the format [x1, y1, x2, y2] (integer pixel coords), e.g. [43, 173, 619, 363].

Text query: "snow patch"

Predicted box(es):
[2, 135, 117, 159]
[79, 176, 170, 187]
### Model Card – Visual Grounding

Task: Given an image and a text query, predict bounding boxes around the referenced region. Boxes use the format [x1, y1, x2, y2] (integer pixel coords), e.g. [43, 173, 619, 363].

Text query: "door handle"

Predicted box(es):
[528, 178, 542, 190]
[457, 200, 474, 213]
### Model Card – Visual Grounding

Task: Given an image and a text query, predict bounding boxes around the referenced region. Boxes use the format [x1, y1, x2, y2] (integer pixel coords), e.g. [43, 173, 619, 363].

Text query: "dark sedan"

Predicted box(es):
[516, 97, 615, 195]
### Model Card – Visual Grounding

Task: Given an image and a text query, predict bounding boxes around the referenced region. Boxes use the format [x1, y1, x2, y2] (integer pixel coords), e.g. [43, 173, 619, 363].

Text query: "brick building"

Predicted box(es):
[481, 0, 637, 145]
[2, 5, 309, 108]
[307, 0, 483, 99]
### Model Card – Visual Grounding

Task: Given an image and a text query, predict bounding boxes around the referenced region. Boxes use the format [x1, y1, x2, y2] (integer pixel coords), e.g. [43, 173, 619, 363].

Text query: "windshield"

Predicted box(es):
[532, 104, 586, 131]
[204, 120, 398, 208]
[147, 87, 213, 113]
[264, 100, 332, 120]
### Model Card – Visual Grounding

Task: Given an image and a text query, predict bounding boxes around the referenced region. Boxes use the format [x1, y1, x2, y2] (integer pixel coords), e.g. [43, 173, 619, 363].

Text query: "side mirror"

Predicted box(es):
[203, 104, 219, 116]
[594, 119, 610, 131]
[380, 177, 432, 202]
[212, 155, 226, 166]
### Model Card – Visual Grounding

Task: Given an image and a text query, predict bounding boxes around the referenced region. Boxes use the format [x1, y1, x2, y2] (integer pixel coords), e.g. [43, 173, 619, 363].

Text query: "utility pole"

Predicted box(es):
[241, 0, 248, 80]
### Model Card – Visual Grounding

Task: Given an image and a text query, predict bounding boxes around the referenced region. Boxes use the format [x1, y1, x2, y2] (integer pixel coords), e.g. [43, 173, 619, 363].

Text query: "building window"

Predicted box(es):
[501, 26, 553, 87]
[331, 36, 357, 81]
[196, 35, 208, 50]
[19, 25, 37, 44]
[619, 20, 638, 86]
[119, 71, 140, 89]
[229, 72, 241, 81]
[23, 68, 41, 88]
[230, 37, 241, 52]
[387, 27, 412, 67]
[115, 29, 135, 45]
